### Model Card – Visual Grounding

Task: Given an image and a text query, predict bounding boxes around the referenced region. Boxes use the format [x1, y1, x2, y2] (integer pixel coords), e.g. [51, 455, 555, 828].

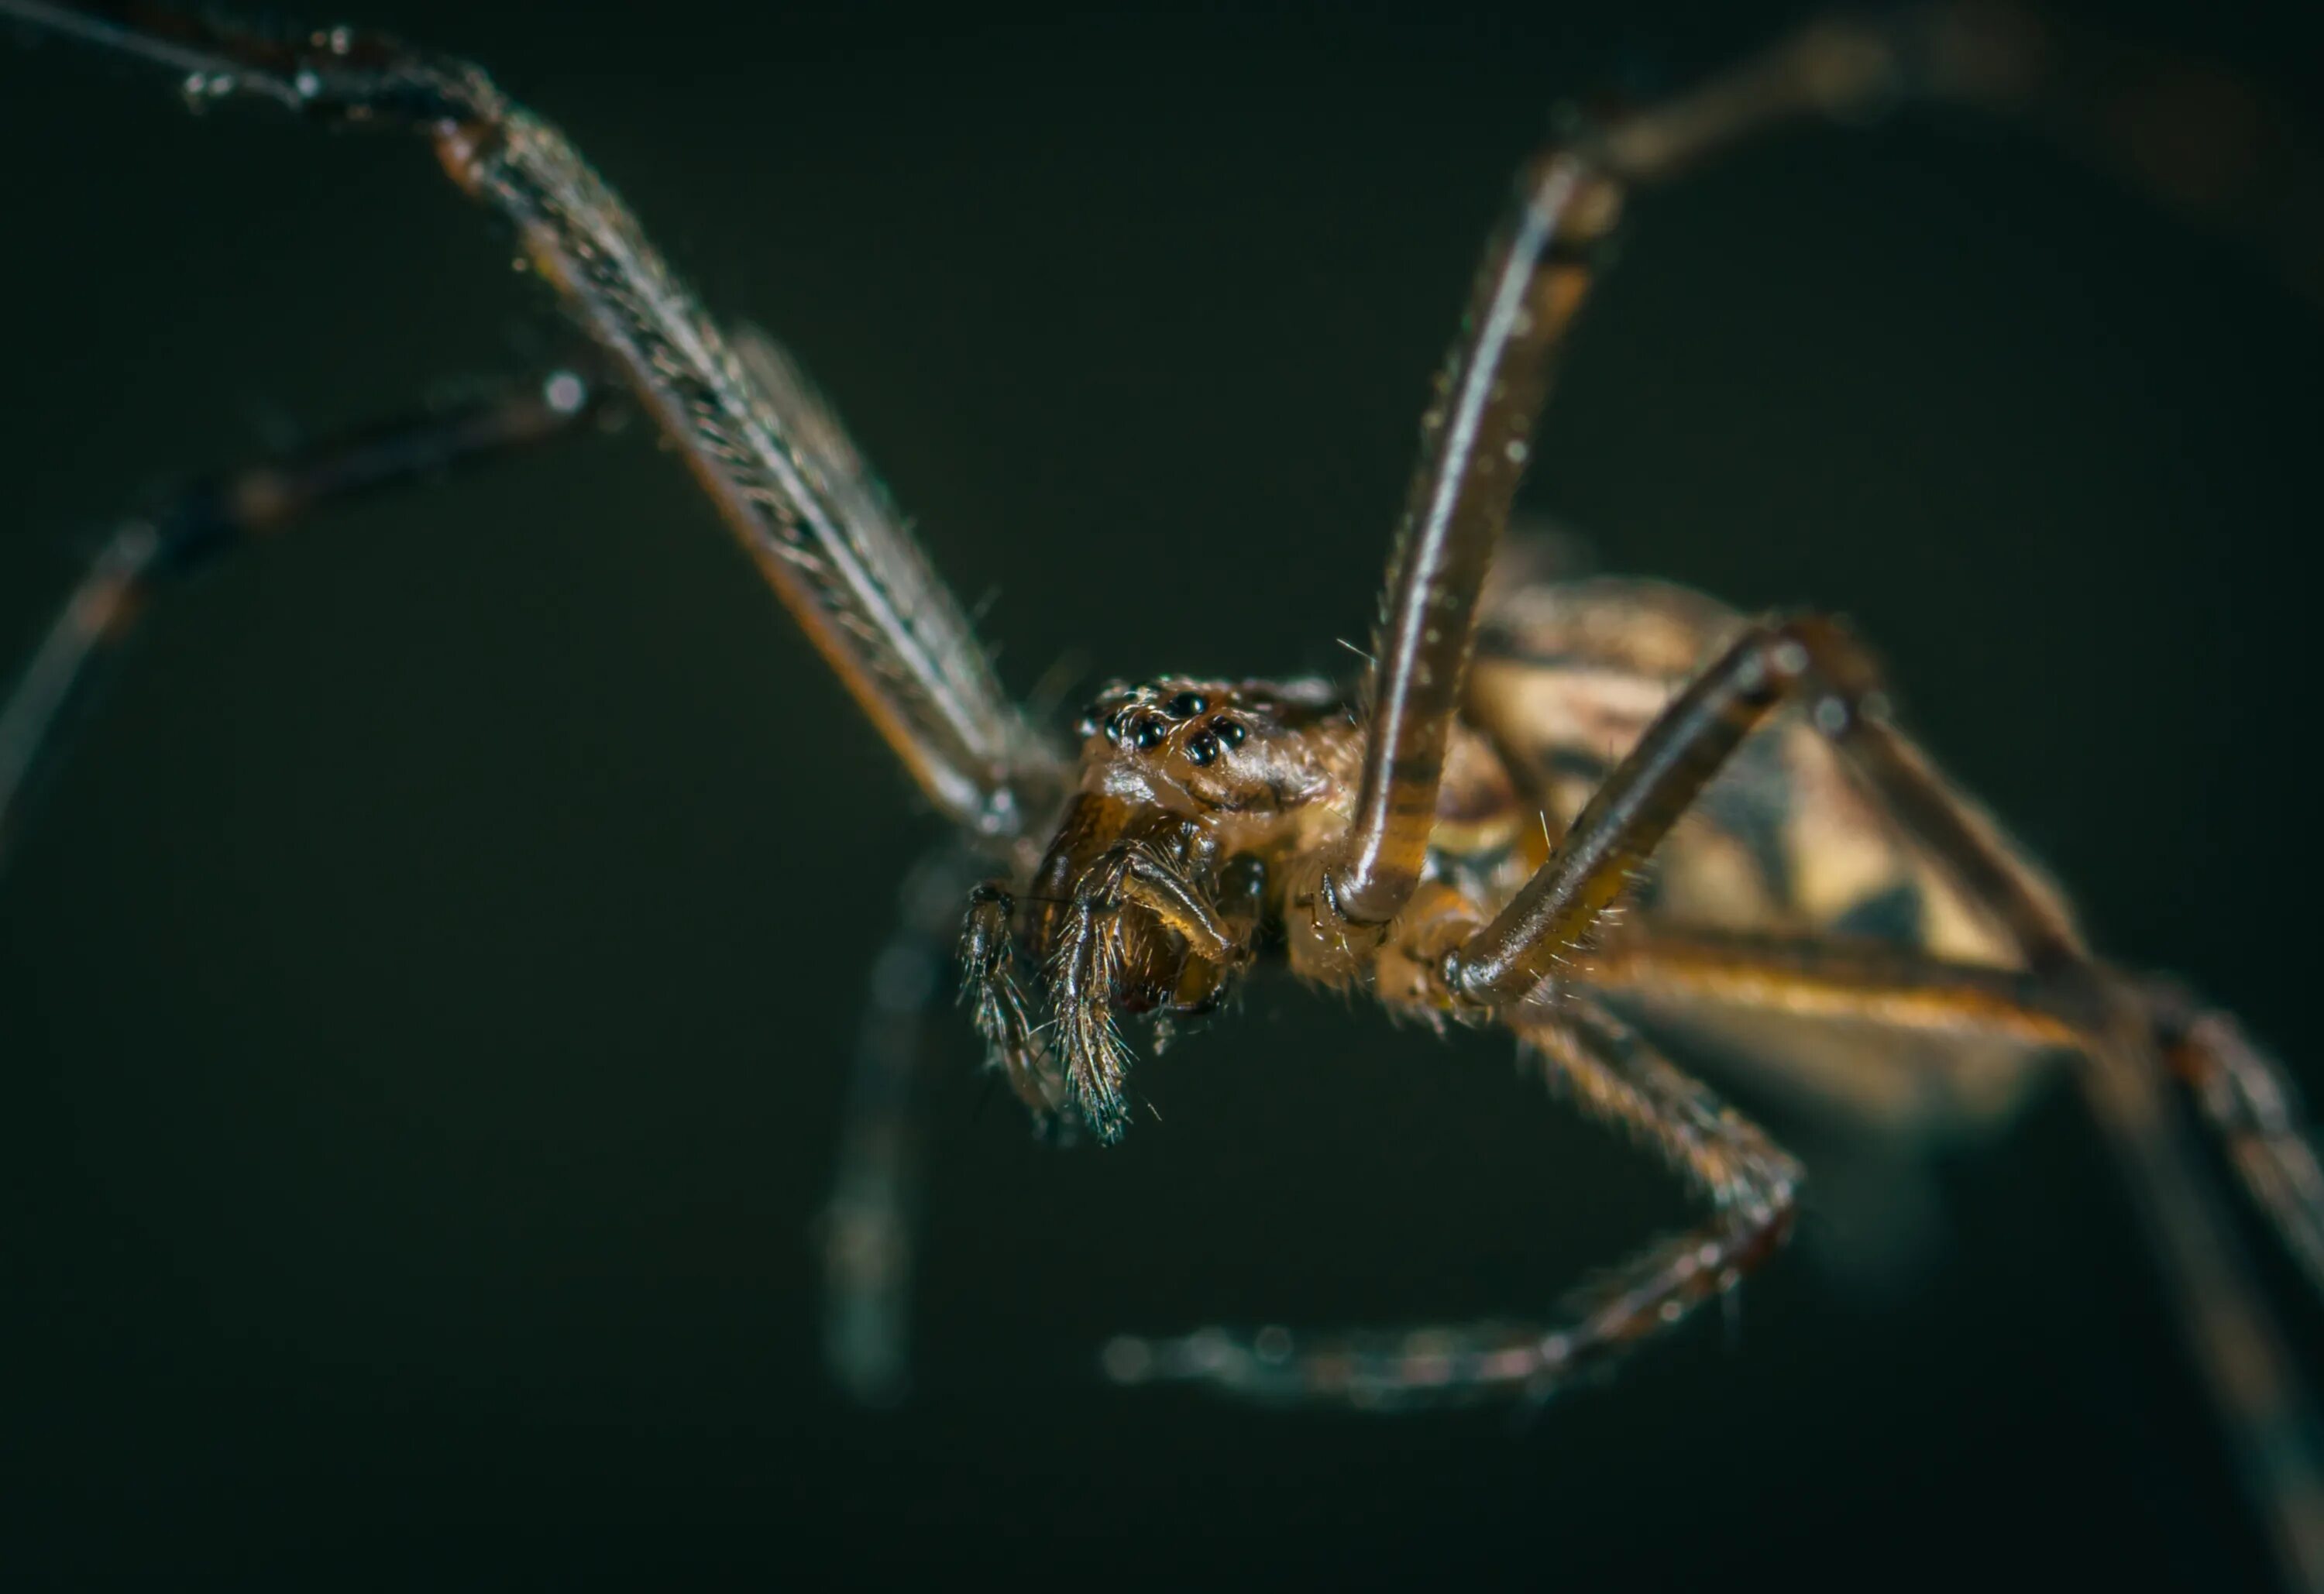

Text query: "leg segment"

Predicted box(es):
[1452, 622, 1816, 1002]
[1779, 648, 2324, 1589]
[1448, 616, 2079, 1003]
[1579, 929, 2324, 1292]
[1322, 153, 1621, 926]
[0, 366, 603, 868]
[2150, 989, 2324, 1297]
[1323, 0, 2324, 933]
[1467, 612, 2324, 1585]
[821, 852, 988, 1407]
[1432, 603, 2324, 1582]
[2077, 995, 2324, 1591]
[1, 0, 1052, 833]
[1102, 997, 1798, 1407]
[1579, 928, 2079, 1051]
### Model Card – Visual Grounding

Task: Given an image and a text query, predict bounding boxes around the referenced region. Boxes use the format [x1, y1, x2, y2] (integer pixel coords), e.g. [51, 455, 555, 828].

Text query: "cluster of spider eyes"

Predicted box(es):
[1082, 690, 1250, 767]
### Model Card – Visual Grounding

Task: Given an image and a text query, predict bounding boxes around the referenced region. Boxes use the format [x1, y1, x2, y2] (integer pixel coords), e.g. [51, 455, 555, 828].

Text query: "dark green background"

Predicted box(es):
[2, 0, 2319, 1587]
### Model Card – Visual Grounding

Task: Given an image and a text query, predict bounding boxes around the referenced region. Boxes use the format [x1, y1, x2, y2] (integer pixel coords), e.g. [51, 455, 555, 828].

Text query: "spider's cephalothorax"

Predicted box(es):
[964, 668, 1554, 1142]
[963, 675, 1350, 1142]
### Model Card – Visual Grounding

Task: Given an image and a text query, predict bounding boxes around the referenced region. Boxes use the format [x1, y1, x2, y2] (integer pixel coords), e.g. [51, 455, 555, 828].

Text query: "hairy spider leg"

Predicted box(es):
[1324, 0, 2324, 931]
[0, 0, 1056, 833]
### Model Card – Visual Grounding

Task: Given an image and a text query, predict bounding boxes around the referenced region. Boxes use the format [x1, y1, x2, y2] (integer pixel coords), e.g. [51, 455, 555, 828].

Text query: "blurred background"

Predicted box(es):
[2, 0, 2319, 1586]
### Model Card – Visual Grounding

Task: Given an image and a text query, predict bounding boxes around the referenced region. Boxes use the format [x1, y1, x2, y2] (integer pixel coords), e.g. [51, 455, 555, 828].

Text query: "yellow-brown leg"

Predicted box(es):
[1319, 0, 2322, 942]
[1579, 928, 2324, 1297]
[1408, 600, 2322, 1587]
[1574, 926, 2324, 1584]
[1102, 995, 1799, 1408]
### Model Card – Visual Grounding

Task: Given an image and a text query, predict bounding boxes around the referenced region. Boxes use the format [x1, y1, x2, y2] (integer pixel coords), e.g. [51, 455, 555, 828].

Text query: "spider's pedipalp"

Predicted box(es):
[958, 882, 1064, 1128]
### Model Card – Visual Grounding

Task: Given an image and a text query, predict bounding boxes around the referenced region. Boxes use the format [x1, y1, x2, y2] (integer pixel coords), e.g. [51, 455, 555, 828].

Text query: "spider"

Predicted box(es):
[2, 1, 2321, 1586]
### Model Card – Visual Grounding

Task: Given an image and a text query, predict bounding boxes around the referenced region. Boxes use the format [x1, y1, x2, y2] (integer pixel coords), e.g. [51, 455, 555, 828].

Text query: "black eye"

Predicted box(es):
[1186, 730, 1219, 766]
[1212, 717, 1247, 748]
[1132, 716, 1167, 751]
[1105, 710, 1129, 742]
[1164, 691, 1206, 719]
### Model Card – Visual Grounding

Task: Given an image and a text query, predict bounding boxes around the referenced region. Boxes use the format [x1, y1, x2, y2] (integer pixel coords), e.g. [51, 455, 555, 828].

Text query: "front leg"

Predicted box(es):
[1318, 1, 2273, 940]
[1322, 154, 1621, 929]
[0, 0, 1054, 831]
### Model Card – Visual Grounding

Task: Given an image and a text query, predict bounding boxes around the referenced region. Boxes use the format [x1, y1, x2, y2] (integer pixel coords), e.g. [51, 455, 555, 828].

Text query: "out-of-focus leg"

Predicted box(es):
[0, 367, 603, 867]
[820, 854, 978, 1407]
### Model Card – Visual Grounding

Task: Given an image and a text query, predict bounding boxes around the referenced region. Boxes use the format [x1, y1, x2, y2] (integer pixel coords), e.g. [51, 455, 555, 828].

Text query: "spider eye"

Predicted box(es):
[1164, 690, 1207, 718]
[1212, 717, 1247, 748]
[1186, 729, 1219, 766]
[1132, 716, 1167, 751]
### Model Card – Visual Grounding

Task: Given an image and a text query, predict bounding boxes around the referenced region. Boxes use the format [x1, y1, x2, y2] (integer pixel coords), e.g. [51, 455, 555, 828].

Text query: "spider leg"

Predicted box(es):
[1580, 929, 2078, 1052]
[820, 854, 983, 1407]
[2068, 998, 2324, 1590]
[1441, 615, 2324, 1588]
[1274, 9, 2324, 1544]
[1776, 630, 2324, 1591]
[0, 0, 1061, 834]
[1102, 995, 1799, 1408]
[1580, 929, 2324, 1297]
[1441, 615, 2095, 1005]
[2150, 991, 2324, 1299]
[1319, 0, 2324, 937]
[0, 366, 603, 868]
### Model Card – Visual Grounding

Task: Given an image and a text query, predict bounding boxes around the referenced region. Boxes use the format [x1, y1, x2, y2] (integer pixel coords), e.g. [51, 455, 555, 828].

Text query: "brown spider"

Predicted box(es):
[2, 2, 2321, 1586]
